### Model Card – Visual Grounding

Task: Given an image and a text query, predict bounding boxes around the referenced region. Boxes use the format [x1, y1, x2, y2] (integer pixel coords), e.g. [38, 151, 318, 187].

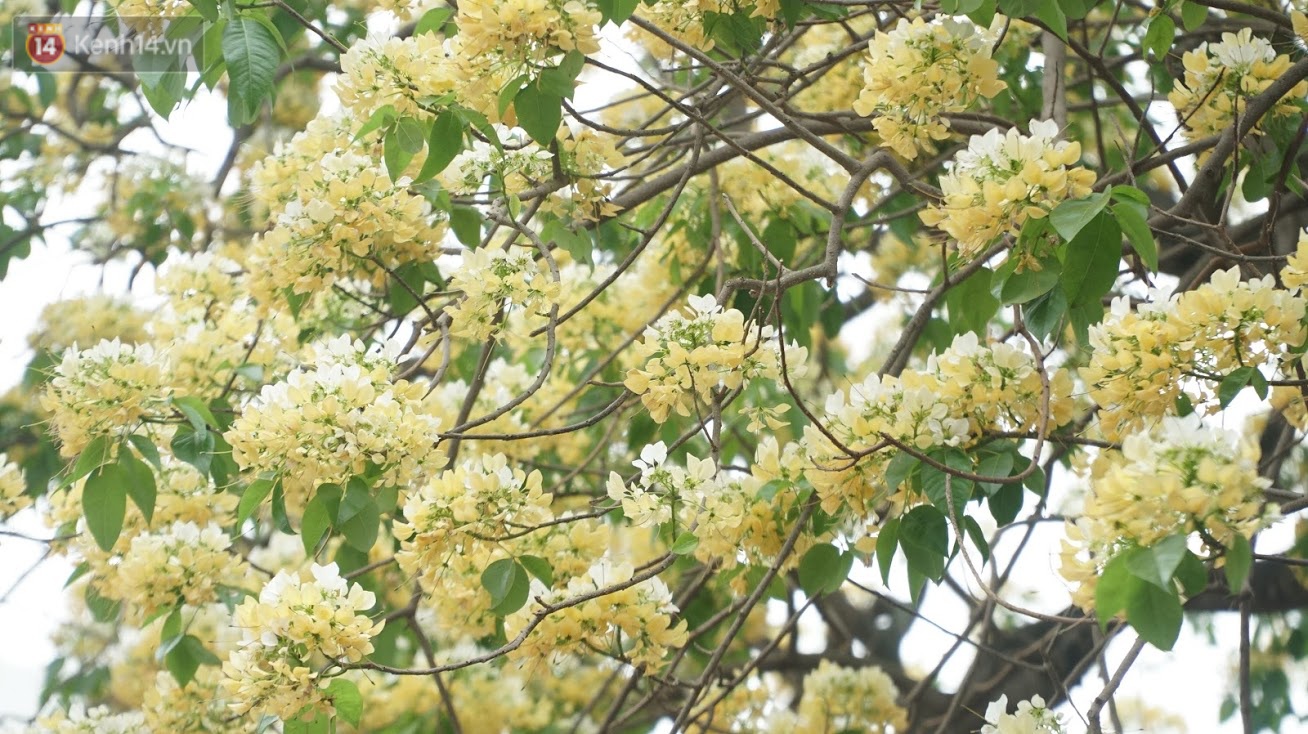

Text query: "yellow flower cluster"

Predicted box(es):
[394, 453, 553, 591]
[0, 453, 31, 519]
[1168, 29, 1307, 150]
[717, 141, 845, 225]
[920, 120, 1096, 263]
[29, 295, 148, 355]
[249, 115, 356, 218]
[1281, 229, 1308, 292]
[152, 253, 297, 397]
[632, 0, 779, 56]
[458, 0, 602, 69]
[853, 17, 1006, 160]
[1082, 269, 1306, 441]
[553, 129, 626, 221]
[440, 126, 555, 200]
[804, 332, 1074, 515]
[143, 668, 259, 734]
[87, 157, 207, 261]
[221, 563, 383, 721]
[110, 0, 187, 36]
[1060, 414, 1271, 610]
[225, 336, 445, 512]
[981, 695, 1066, 734]
[335, 34, 458, 122]
[40, 339, 172, 457]
[250, 148, 445, 300]
[507, 558, 688, 669]
[625, 294, 809, 423]
[107, 521, 251, 622]
[761, 660, 906, 733]
[448, 246, 560, 341]
[30, 705, 149, 733]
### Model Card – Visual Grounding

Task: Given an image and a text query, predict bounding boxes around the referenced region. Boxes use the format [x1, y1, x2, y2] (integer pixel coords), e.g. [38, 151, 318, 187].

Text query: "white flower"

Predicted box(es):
[634, 441, 668, 473]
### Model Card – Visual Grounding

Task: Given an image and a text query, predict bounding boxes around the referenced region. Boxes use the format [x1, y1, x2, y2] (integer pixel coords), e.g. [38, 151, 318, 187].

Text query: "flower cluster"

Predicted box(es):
[39, 339, 172, 456]
[0, 454, 30, 519]
[394, 453, 553, 593]
[632, 0, 778, 57]
[250, 148, 444, 300]
[221, 563, 383, 721]
[458, 0, 603, 68]
[1168, 28, 1307, 150]
[29, 295, 148, 355]
[29, 705, 149, 734]
[853, 17, 1006, 160]
[335, 34, 459, 122]
[804, 332, 1073, 514]
[143, 668, 258, 734]
[447, 246, 560, 341]
[625, 294, 809, 423]
[507, 558, 688, 669]
[108, 521, 251, 622]
[553, 129, 626, 221]
[789, 660, 908, 733]
[919, 120, 1096, 263]
[1082, 269, 1306, 441]
[1061, 414, 1272, 610]
[440, 126, 555, 200]
[981, 695, 1066, 734]
[225, 336, 445, 512]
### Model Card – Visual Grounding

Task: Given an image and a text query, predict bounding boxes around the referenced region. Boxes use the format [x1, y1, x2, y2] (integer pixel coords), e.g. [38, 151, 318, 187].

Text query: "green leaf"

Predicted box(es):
[761, 218, 798, 264]
[1126, 534, 1187, 590]
[84, 463, 129, 551]
[596, 0, 640, 24]
[384, 127, 417, 182]
[450, 206, 483, 247]
[1060, 213, 1121, 306]
[300, 484, 342, 555]
[85, 583, 121, 623]
[899, 505, 948, 582]
[514, 83, 562, 145]
[876, 518, 899, 585]
[1049, 191, 1110, 242]
[884, 451, 919, 491]
[337, 480, 379, 554]
[976, 448, 1015, 495]
[946, 268, 1000, 336]
[482, 558, 530, 615]
[127, 434, 163, 470]
[1219, 366, 1256, 408]
[172, 395, 217, 431]
[170, 426, 215, 476]
[1175, 550, 1208, 596]
[1250, 369, 1269, 401]
[1032, 0, 1067, 40]
[353, 104, 396, 143]
[962, 516, 990, 563]
[988, 481, 1023, 526]
[1225, 534, 1252, 592]
[1095, 550, 1135, 627]
[1127, 580, 1183, 650]
[1112, 200, 1157, 272]
[222, 17, 280, 125]
[538, 51, 585, 99]
[325, 678, 364, 727]
[1144, 14, 1175, 60]
[415, 110, 463, 183]
[120, 449, 157, 525]
[670, 531, 700, 555]
[164, 635, 220, 688]
[394, 116, 427, 154]
[519, 555, 554, 587]
[414, 6, 454, 35]
[1180, 1, 1207, 31]
[798, 543, 853, 597]
[1000, 262, 1061, 305]
[65, 435, 113, 487]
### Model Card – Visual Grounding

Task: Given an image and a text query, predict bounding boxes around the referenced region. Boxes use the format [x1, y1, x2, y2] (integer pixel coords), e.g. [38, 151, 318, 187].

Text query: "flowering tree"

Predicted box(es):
[4, 0, 1308, 731]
